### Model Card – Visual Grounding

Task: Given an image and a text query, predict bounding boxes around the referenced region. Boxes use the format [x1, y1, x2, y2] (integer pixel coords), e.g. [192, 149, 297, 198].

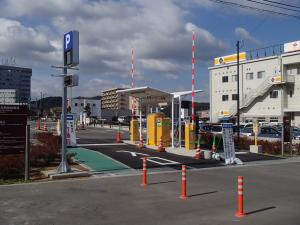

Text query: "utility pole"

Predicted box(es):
[236, 41, 240, 149]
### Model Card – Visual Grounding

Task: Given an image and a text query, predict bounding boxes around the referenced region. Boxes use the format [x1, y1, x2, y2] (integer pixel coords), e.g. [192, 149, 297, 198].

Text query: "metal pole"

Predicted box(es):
[25, 124, 30, 181]
[57, 38, 70, 173]
[179, 96, 182, 148]
[171, 96, 174, 148]
[236, 41, 240, 149]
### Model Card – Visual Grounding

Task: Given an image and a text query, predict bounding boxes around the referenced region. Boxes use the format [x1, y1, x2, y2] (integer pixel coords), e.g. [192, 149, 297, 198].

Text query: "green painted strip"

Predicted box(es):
[67, 147, 130, 172]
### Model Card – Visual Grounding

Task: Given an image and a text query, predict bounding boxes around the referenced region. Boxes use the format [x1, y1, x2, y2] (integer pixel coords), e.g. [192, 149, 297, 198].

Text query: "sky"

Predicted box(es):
[0, 0, 300, 102]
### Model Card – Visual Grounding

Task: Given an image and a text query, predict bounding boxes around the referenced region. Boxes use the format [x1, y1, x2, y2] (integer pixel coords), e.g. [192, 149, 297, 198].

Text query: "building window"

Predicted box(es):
[270, 90, 278, 98]
[289, 90, 293, 98]
[246, 73, 253, 80]
[257, 71, 265, 79]
[93, 104, 96, 107]
[222, 95, 229, 101]
[81, 103, 84, 106]
[232, 94, 238, 101]
[232, 75, 237, 82]
[74, 103, 78, 107]
[222, 76, 228, 83]
[297, 68, 300, 75]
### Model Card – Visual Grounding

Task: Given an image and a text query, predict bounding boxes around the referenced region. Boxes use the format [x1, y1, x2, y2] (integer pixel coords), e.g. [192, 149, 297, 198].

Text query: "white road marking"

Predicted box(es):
[145, 157, 180, 165]
[77, 143, 126, 146]
[116, 150, 149, 157]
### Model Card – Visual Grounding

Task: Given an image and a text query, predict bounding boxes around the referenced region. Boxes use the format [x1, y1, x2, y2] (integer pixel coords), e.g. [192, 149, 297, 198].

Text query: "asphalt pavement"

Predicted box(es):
[1, 160, 300, 225]
[75, 127, 281, 173]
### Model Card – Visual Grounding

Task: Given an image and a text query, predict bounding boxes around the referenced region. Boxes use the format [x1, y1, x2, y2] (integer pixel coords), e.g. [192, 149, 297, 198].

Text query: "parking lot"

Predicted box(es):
[1, 158, 300, 225]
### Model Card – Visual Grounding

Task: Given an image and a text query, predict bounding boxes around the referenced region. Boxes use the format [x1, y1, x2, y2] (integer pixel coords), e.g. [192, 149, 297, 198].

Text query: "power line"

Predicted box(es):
[208, 0, 300, 19]
[244, 0, 300, 13]
[262, 0, 300, 9]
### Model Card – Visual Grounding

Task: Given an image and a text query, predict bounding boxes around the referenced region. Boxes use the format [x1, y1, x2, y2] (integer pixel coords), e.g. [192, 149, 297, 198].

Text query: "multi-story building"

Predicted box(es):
[209, 40, 300, 126]
[0, 65, 32, 103]
[0, 89, 17, 103]
[70, 96, 101, 118]
[101, 88, 129, 110]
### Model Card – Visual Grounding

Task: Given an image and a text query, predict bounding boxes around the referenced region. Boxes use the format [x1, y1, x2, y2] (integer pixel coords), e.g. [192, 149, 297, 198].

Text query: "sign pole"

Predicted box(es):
[25, 124, 30, 181]
[57, 47, 70, 173]
[57, 66, 70, 173]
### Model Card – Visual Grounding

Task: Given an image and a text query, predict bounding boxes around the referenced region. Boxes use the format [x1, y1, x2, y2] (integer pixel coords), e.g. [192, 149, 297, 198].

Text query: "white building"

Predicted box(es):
[0, 89, 17, 103]
[70, 96, 101, 119]
[209, 40, 300, 126]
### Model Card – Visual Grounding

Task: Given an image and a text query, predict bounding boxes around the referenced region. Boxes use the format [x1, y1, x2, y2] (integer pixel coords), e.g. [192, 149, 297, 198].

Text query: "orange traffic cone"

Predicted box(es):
[43, 121, 48, 131]
[139, 134, 145, 149]
[157, 136, 166, 152]
[116, 126, 122, 143]
[36, 118, 41, 130]
[194, 137, 201, 160]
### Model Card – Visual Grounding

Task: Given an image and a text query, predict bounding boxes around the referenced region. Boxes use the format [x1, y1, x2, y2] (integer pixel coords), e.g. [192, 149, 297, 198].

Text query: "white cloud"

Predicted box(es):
[234, 27, 262, 47]
[0, 0, 228, 100]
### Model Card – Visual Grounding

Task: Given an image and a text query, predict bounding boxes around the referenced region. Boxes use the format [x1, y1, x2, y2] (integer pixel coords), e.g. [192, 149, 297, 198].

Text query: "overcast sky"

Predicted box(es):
[1, 0, 300, 102]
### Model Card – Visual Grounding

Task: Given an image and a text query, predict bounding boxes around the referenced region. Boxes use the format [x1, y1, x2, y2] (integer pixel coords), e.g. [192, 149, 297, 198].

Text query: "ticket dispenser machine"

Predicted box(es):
[130, 120, 139, 142]
[156, 117, 171, 147]
[147, 113, 164, 146]
[185, 123, 196, 150]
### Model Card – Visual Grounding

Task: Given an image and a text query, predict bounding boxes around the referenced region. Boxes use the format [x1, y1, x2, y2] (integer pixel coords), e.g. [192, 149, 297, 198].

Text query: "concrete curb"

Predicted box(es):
[42, 170, 92, 180]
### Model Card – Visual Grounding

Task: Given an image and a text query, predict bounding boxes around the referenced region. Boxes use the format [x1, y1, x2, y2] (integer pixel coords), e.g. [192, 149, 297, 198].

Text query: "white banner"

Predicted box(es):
[222, 123, 236, 165]
[67, 114, 77, 147]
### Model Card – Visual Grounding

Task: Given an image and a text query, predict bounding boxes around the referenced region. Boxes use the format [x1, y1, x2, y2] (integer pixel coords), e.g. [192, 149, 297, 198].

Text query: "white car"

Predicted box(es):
[118, 116, 126, 123]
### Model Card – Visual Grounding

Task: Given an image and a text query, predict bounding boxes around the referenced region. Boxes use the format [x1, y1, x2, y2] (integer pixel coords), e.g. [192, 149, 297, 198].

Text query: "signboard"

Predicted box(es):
[283, 116, 291, 143]
[66, 114, 77, 147]
[64, 30, 79, 67]
[221, 123, 236, 165]
[64, 75, 79, 87]
[214, 52, 247, 66]
[270, 75, 282, 84]
[0, 104, 28, 154]
[284, 40, 300, 53]
[219, 110, 230, 118]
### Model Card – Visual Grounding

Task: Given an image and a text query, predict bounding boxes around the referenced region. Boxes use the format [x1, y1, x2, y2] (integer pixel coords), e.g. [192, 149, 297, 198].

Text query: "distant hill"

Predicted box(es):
[31, 96, 62, 110]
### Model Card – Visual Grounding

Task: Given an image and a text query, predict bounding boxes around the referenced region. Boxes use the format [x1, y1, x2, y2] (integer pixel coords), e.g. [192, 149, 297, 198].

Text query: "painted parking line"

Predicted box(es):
[77, 143, 127, 147]
[145, 157, 180, 165]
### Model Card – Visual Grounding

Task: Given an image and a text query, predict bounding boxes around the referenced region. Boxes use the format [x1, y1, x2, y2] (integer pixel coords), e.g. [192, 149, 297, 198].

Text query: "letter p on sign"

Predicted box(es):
[65, 34, 71, 50]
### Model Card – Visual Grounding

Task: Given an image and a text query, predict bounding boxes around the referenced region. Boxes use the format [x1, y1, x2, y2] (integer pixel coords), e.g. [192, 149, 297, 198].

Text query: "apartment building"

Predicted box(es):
[101, 88, 129, 110]
[209, 40, 300, 126]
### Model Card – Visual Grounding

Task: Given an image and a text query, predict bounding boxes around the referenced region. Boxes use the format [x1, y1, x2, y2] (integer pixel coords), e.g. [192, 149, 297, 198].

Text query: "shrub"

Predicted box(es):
[0, 155, 24, 179]
[30, 144, 58, 166]
[31, 132, 61, 167]
[199, 131, 290, 156]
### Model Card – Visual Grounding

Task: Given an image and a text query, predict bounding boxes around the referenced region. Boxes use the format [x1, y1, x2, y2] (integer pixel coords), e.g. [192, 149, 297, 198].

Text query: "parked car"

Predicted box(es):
[199, 123, 212, 132]
[211, 124, 222, 134]
[240, 127, 254, 136]
[258, 126, 281, 139]
[117, 116, 130, 124]
[292, 126, 300, 140]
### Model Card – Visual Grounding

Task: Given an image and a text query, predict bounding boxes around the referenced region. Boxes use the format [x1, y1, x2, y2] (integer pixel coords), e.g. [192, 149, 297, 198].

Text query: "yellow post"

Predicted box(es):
[185, 123, 196, 150]
[147, 113, 164, 146]
[156, 117, 171, 147]
[130, 120, 139, 142]
[253, 121, 259, 146]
